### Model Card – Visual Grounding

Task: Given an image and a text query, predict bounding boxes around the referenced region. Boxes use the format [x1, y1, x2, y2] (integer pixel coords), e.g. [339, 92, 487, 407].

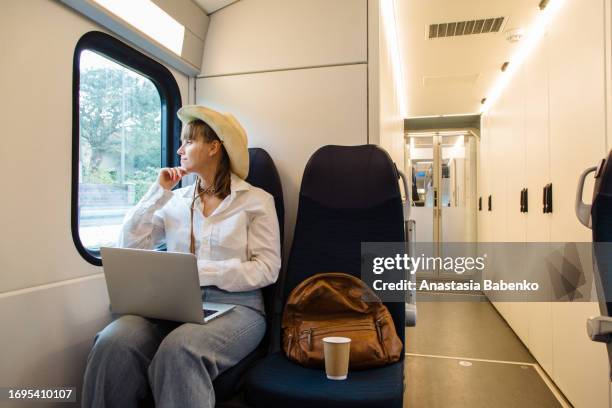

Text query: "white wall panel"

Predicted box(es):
[200, 0, 367, 76]
[478, 0, 610, 406]
[0, 0, 100, 292]
[528, 302, 553, 375]
[1, 0, 188, 400]
[0, 0, 188, 293]
[196, 65, 368, 252]
[182, 28, 208, 68]
[0, 276, 111, 398]
[153, 0, 209, 41]
[552, 302, 609, 408]
[546, 2, 608, 406]
[152, 0, 210, 68]
[548, 0, 606, 242]
[523, 32, 551, 242]
[369, 0, 404, 168]
[487, 103, 508, 243]
[478, 115, 492, 242]
[504, 66, 526, 243]
[521, 38, 553, 379]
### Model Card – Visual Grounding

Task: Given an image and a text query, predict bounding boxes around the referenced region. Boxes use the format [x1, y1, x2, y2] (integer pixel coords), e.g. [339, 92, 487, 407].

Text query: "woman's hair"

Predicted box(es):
[182, 120, 232, 254]
[181, 119, 231, 199]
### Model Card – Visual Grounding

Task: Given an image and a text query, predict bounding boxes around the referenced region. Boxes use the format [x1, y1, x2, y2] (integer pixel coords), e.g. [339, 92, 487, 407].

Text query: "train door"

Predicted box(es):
[406, 130, 478, 280]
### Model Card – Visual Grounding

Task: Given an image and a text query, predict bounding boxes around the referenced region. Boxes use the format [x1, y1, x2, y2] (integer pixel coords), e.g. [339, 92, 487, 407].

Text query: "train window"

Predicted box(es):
[72, 32, 181, 266]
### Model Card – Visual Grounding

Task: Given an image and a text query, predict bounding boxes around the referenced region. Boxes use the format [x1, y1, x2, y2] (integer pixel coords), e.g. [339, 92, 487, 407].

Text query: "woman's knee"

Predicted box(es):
[150, 309, 266, 374]
[151, 324, 196, 364]
[224, 307, 266, 355]
[90, 315, 160, 360]
[149, 322, 229, 380]
[83, 316, 157, 405]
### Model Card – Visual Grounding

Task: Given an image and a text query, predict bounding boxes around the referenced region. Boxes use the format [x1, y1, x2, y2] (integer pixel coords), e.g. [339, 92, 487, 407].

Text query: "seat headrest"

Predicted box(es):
[246, 147, 285, 243]
[300, 145, 400, 209]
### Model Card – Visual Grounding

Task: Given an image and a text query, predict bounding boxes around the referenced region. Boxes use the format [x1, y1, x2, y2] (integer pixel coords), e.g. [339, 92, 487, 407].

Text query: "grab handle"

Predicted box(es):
[575, 166, 597, 228]
[397, 169, 417, 327]
[397, 170, 411, 221]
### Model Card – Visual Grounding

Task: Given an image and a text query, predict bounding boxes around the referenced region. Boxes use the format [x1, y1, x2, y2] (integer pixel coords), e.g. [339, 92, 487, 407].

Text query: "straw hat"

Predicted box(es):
[177, 105, 249, 179]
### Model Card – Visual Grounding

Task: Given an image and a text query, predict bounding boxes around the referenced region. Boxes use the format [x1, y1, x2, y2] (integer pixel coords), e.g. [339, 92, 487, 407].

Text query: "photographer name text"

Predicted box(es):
[372, 279, 540, 291]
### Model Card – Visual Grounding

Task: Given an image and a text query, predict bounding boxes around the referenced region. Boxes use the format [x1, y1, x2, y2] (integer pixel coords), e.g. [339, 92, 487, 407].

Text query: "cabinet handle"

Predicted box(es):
[488, 195, 492, 211]
[543, 185, 548, 213]
[520, 189, 525, 213]
[543, 183, 552, 213]
[523, 188, 528, 213]
[478, 196, 482, 211]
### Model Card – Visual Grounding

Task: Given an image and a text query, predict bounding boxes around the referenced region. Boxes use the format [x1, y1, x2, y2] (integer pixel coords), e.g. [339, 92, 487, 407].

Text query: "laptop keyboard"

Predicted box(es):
[203, 309, 216, 318]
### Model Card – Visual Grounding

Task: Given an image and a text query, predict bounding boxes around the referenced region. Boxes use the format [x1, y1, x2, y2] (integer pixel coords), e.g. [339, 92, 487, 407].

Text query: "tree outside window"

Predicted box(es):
[78, 50, 162, 250]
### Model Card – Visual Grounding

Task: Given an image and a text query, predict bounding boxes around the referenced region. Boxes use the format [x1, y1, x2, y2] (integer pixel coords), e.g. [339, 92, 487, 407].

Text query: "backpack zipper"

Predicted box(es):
[375, 318, 388, 359]
[287, 333, 294, 353]
[299, 324, 376, 351]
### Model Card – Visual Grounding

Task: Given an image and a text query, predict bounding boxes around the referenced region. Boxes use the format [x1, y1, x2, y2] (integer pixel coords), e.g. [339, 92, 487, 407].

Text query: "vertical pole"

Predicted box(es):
[120, 72, 126, 185]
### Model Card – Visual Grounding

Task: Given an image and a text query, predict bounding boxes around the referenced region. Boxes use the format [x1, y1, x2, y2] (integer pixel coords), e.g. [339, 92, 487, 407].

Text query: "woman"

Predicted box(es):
[82, 106, 281, 408]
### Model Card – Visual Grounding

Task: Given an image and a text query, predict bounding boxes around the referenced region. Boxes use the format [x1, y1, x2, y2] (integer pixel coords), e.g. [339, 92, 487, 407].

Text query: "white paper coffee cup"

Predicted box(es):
[323, 337, 351, 380]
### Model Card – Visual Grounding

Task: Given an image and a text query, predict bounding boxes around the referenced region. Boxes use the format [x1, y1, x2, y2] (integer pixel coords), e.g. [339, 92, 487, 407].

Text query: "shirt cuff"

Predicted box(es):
[197, 259, 222, 287]
[140, 182, 174, 209]
[197, 258, 241, 288]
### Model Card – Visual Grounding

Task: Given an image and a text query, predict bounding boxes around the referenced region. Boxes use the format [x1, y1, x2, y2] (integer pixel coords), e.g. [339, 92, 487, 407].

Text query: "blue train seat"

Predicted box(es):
[213, 147, 285, 402]
[244, 144, 406, 408]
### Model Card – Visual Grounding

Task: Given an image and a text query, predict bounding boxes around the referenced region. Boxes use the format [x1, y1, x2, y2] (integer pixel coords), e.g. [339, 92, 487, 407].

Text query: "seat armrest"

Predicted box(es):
[405, 303, 417, 327]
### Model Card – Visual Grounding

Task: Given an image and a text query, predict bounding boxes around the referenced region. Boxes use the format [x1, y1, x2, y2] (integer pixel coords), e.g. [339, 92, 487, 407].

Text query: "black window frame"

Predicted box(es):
[72, 31, 182, 266]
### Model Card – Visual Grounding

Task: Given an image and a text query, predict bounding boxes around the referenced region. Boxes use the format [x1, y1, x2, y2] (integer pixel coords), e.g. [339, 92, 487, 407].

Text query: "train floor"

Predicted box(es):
[404, 298, 570, 407]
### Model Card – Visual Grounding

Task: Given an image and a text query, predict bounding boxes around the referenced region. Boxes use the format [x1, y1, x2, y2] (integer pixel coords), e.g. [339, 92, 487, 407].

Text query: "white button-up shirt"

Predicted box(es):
[118, 173, 281, 292]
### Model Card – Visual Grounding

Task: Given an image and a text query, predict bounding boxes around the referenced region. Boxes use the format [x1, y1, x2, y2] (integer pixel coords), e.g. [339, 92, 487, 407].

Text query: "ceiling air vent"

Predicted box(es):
[429, 17, 504, 39]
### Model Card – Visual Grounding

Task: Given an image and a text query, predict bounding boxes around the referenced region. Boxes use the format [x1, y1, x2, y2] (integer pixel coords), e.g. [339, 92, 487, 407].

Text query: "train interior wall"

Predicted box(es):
[1, 0, 612, 407]
[477, 0, 611, 406]
[0, 0, 404, 402]
[0, 0, 194, 400]
[195, 0, 404, 253]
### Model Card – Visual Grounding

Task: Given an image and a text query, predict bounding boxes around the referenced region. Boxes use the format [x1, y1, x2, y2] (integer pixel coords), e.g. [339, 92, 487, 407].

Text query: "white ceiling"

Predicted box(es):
[192, 0, 237, 14]
[397, 0, 542, 117]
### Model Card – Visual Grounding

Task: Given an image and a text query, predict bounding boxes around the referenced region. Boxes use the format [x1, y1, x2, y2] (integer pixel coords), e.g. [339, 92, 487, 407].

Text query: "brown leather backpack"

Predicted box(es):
[282, 272, 403, 370]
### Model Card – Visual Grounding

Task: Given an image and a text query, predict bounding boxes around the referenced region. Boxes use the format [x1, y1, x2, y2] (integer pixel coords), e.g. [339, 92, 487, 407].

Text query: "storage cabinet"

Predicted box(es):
[477, 0, 609, 406]
[489, 102, 509, 244]
[505, 70, 527, 244]
[523, 32, 550, 243]
[547, 0, 606, 243]
[477, 115, 493, 243]
[547, 1, 608, 406]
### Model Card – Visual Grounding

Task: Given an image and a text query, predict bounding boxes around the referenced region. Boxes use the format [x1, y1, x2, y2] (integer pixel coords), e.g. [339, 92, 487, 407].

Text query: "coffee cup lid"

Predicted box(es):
[323, 337, 351, 344]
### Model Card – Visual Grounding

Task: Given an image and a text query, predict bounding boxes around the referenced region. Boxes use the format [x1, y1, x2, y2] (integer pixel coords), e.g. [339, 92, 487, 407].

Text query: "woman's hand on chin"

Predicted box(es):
[158, 167, 188, 190]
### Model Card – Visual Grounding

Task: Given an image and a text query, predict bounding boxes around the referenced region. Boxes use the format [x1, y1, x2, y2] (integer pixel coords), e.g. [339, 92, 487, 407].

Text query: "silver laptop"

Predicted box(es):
[100, 247, 234, 324]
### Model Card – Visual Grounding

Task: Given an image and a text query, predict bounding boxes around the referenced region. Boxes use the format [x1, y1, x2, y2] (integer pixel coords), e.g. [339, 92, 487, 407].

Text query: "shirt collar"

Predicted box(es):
[230, 172, 250, 193]
[181, 172, 250, 199]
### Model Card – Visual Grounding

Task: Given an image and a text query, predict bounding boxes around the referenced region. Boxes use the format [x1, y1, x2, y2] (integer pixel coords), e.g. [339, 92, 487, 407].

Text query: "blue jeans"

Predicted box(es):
[82, 304, 265, 408]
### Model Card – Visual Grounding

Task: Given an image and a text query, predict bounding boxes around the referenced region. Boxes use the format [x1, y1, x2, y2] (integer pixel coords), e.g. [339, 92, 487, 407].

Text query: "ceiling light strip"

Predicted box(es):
[481, 0, 565, 113]
[381, 0, 408, 117]
[409, 113, 478, 119]
[408, 131, 469, 137]
[92, 0, 185, 55]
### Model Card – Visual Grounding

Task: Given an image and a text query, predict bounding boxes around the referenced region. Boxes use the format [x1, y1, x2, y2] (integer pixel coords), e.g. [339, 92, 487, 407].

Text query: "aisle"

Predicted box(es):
[404, 301, 570, 407]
